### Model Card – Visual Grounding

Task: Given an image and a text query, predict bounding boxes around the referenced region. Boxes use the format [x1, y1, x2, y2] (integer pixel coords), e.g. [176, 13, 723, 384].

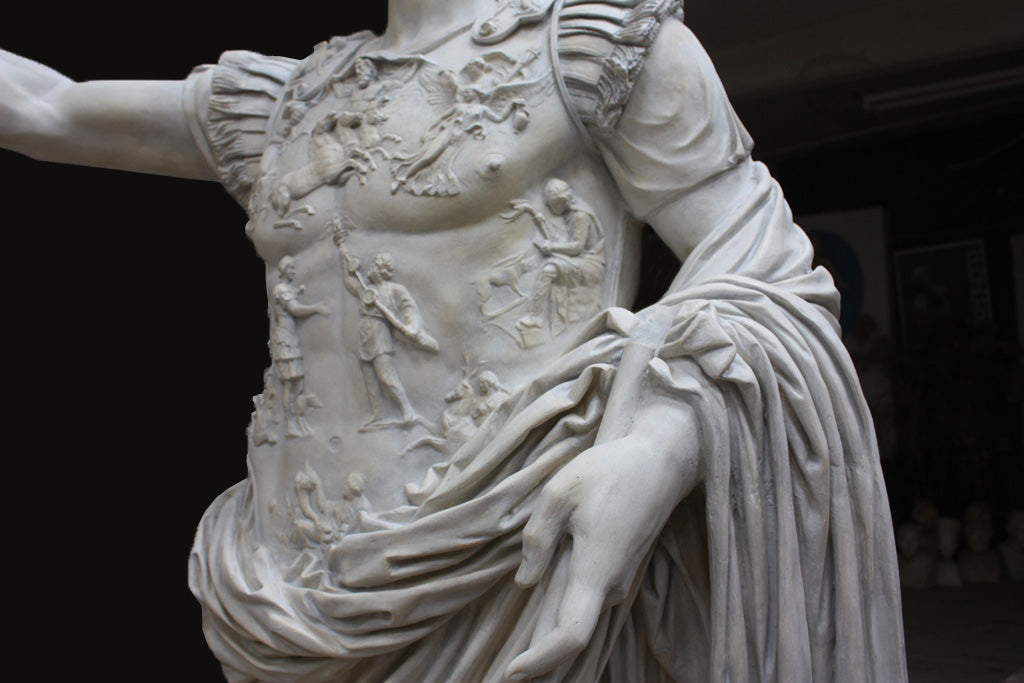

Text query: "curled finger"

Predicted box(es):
[515, 483, 572, 587]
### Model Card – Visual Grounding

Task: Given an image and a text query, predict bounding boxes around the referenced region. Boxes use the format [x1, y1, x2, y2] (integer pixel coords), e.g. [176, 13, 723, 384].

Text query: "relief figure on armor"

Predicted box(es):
[247, 368, 280, 447]
[291, 465, 373, 547]
[487, 177, 605, 348]
[332, 222, 438, 431]
[391, 49, 547, 196]
[336, 57, 414, 115]
[272, 256, 328, 438]
[404, 355, 510, 455]
[330, 57, 408, 159]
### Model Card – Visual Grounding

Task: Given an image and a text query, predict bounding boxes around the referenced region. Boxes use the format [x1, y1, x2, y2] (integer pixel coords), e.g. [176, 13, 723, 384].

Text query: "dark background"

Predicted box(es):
[2, 4, 1022, 680]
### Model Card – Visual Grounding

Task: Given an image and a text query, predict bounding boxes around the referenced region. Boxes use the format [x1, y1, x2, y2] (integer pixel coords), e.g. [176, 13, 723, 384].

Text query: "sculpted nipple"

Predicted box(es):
[479, 153, 507, 181]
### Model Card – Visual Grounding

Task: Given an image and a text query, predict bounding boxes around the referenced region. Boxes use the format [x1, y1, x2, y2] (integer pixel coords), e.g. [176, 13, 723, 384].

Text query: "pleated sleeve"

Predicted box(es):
[183, 50, 299, 207]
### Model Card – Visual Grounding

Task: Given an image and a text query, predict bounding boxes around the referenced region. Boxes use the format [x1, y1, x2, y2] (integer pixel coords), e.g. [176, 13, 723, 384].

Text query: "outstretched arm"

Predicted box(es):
[0, 49, 216, 180]
[285, 298, 330, 319]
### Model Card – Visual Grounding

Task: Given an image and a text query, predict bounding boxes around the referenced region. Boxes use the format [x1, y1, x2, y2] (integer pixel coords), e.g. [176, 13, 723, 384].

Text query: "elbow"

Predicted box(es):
[0, 95, 70, 162]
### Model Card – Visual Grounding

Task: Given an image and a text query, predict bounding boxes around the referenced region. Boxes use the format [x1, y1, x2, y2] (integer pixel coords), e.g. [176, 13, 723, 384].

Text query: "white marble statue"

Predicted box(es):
[0, 1, 909, 680]
[897, 522, 937, 590]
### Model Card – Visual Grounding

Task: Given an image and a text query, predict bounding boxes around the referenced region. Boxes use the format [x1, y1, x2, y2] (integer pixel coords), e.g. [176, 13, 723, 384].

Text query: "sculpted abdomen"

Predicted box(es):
[236, 28, 641, 552]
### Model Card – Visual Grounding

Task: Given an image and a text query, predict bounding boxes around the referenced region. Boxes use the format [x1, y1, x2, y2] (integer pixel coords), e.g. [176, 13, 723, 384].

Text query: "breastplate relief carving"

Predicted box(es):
[390, 49, 551, 196]
[480, 177, 606, 348]
[403, 354, 511, 456]
[331, 219, 440, 432]
[271, 256, 330, 438]
[277, 464, 374, 550]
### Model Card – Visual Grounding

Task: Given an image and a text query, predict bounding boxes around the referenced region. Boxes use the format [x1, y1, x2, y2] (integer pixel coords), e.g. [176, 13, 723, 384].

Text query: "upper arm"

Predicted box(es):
[0, 48, 215, 180]
[39, 78, 217, 181]
[593, 19, 758, 261]
[2, 47, 302, 202]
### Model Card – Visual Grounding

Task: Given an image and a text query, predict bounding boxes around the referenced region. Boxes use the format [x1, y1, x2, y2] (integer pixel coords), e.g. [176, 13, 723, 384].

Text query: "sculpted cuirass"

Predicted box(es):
[229, 21, 640, 531]
[184, 2, 908, 681]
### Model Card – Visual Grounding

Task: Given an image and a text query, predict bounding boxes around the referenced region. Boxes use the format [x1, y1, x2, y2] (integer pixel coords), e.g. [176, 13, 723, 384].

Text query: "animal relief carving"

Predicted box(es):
[404, 355, 510, 455]
[481, 178, 605, 347]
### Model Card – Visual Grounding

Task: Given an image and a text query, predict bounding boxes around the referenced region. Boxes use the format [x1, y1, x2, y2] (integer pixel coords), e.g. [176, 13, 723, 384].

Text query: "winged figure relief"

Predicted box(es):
[390, 50, 554, 197]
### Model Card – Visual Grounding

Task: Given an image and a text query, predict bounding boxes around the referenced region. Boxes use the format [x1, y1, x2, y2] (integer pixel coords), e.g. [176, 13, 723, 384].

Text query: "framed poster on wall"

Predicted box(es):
[800, 207, 890, 340]
[894, 240, 991, 351]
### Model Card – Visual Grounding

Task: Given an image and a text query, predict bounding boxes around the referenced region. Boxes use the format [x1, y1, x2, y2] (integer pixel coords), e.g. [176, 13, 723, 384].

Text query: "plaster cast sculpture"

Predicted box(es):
[897, 522, 937, 590]
[998, 509, 1024, 580]
[935, 517, 964, 587]
[0, 1, 909, 680]
[959, 503, 1001, 584]
[911, 500, 941, 557]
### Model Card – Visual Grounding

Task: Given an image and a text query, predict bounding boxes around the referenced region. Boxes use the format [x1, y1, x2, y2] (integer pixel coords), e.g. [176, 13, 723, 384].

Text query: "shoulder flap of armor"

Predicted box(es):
[553, 0, 684, 135]
[204, 50, 301, 206]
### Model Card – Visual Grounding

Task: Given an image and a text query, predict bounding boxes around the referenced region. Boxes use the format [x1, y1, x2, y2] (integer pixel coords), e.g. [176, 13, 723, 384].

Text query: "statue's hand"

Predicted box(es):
[506, 401, 702, 681]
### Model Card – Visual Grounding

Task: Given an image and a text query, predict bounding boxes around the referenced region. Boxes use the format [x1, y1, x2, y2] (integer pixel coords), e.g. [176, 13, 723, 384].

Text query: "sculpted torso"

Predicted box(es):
[244, 31, 638, 539]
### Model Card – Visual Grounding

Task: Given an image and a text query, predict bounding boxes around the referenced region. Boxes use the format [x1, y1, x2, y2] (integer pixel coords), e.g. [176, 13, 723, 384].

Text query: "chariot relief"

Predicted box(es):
[270, 56, 420, 213]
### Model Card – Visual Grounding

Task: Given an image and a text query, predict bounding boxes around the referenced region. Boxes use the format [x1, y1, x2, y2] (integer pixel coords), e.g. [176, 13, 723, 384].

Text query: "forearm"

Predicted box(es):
[286, 301, 325, 318]
[628, 392, 704, 493]
[0, 49, 69, 149]
[0, 49, 216, 180]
